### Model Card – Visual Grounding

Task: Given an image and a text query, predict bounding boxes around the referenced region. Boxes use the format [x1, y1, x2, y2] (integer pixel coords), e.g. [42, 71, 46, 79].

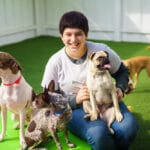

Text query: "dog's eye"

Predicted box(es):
[0, 62, 8, 69]
[96, 57, 103, 60]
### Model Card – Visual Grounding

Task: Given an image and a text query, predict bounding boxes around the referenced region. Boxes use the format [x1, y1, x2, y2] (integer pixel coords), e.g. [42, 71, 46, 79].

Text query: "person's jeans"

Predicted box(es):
[67, 102, 139, 150]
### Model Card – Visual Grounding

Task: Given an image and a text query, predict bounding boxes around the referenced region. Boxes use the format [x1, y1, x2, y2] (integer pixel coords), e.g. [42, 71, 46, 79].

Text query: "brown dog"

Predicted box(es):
[122, 56, 150, 93]
[83, 50, 123, 134]
[25, 80, 75, 150]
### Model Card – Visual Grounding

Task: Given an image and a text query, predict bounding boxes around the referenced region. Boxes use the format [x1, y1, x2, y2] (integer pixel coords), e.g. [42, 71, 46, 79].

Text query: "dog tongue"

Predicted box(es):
[104, 64, 111, 69]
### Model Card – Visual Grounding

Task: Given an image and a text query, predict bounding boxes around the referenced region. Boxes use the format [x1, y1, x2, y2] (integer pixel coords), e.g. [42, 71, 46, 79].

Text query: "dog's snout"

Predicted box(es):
[103, 57, 109, 64]
[96, 56, 110, 70]
[100, 56, 109, 64]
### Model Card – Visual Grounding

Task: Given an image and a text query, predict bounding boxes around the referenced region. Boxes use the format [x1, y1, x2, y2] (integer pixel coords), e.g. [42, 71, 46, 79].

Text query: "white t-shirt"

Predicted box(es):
[41, 41, 121, 95]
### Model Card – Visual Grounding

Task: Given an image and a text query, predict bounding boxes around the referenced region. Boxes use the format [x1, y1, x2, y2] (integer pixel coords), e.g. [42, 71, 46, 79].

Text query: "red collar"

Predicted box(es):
[3, 75, 22, 86]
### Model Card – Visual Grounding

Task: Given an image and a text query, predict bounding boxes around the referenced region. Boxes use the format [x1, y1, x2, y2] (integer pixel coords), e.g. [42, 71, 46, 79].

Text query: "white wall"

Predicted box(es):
[0, 0, 150, 46]
[0, 0, 46, 46]
[0, 0, 36, 45]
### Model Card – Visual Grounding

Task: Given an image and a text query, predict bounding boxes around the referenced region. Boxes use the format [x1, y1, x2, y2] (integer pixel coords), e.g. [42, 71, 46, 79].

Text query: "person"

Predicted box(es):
[41, 11, 138, 150]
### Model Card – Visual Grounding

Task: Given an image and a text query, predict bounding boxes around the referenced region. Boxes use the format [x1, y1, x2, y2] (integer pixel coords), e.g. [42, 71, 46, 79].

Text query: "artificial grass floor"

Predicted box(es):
[0, 36, 150, 149]
[0, 112, 89, 150]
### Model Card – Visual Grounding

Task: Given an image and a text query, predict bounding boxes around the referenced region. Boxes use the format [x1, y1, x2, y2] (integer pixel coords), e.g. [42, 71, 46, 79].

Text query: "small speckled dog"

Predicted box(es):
[25, 80, 75, 150]
[0, 51, 34, 148]
[83, 50, 123, 134]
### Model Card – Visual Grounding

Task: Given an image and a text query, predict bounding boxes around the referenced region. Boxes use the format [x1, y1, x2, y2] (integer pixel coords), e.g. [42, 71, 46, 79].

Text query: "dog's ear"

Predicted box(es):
[89, 52, 96, 60]
[44, 87, 49, 96]
[48, 80, 55, 92]
[10, 58, 22, 74]
[43, 87, 50, 103]
[104, 51, 109, 58]
[31, 90, 36, 101]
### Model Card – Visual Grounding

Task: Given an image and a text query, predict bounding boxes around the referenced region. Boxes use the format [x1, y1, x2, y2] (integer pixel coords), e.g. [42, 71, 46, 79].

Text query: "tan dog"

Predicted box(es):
[83, 50, 123, 134]
[0, 52, 35, 148]
[122, 56, 150, 93]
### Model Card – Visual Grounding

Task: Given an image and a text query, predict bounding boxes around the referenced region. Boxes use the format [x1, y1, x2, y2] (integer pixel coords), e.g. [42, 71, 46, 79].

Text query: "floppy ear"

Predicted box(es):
[48, 80, 55, 92]
[104, 51, 109, 58]
[10, 58, 22, 74]
[89, 52, 96, 60]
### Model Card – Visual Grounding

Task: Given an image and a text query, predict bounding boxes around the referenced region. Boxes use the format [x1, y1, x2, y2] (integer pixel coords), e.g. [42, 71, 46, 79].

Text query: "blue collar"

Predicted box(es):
[54, 106, 67, 115]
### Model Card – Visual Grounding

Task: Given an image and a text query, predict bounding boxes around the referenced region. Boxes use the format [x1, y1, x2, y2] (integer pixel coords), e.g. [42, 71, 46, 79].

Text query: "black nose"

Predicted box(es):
[104, 58, 109, 64]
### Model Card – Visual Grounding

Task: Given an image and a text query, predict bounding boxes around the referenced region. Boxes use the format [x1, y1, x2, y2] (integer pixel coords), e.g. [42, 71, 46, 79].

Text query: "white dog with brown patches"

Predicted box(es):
[0, 52, 34, 148]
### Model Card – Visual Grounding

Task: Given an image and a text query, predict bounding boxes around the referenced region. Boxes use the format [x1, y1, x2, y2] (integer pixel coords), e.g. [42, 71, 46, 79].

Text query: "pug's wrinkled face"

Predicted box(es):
[90, 51, 111, 70]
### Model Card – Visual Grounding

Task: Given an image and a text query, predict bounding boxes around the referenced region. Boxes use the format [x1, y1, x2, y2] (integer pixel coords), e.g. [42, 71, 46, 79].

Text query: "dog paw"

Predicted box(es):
[13, 122, 20, 129]
[18, 145, 27, 150]
[0, 134, 4, 141]
[84, 114, 91, 120]
[125, 83, 134, 94]
[57, 144, 63, 150]
[20, 139, 27, 149]
[108, 127, 115, 135]
[90, 113, 98, 121]
[116, 112, 123, 122]
[67, 141, 76, 148]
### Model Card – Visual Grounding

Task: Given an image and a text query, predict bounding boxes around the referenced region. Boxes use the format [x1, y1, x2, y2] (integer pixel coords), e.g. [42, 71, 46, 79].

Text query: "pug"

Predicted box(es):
[83, 50, 123, 134]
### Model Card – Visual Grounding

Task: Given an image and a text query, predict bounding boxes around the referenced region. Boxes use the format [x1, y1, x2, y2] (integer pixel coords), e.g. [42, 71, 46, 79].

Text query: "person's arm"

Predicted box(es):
[41, 55, 58, 89]
[65, 85, 90, 109]
[101, 44, 129, 96]
[65, 94, 78, 109]
[111, 62, 129, 96]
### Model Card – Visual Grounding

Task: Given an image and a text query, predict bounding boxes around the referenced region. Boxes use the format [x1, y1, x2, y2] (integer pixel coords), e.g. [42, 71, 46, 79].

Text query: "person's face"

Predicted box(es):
[61, 28, 87, 53]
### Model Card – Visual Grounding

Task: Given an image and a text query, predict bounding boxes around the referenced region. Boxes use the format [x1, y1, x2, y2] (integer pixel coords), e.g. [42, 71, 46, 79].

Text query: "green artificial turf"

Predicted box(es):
[0, 36, 150, 149]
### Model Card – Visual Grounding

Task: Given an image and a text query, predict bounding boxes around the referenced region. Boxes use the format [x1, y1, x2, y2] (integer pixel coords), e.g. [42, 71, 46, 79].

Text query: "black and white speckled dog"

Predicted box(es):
[25, 80, 75, 150]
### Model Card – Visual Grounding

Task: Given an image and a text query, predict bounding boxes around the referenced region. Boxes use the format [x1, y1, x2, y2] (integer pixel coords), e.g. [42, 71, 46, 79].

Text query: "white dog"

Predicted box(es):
[0, 52, 35, 148]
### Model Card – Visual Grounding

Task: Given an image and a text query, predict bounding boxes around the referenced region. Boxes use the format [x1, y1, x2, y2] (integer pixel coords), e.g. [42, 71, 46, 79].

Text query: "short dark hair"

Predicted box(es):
[59, 11, 89, 36]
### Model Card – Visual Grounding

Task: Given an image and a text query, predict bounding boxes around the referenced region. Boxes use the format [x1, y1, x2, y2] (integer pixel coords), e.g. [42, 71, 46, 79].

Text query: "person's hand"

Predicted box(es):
[76, 85, 90, 104]
[116, 87, 124, 102]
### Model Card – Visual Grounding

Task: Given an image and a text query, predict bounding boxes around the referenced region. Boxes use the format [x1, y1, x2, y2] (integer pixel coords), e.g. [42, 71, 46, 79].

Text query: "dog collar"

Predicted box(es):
[54, 106, 67, 115]
[3, 75, 22, 86]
